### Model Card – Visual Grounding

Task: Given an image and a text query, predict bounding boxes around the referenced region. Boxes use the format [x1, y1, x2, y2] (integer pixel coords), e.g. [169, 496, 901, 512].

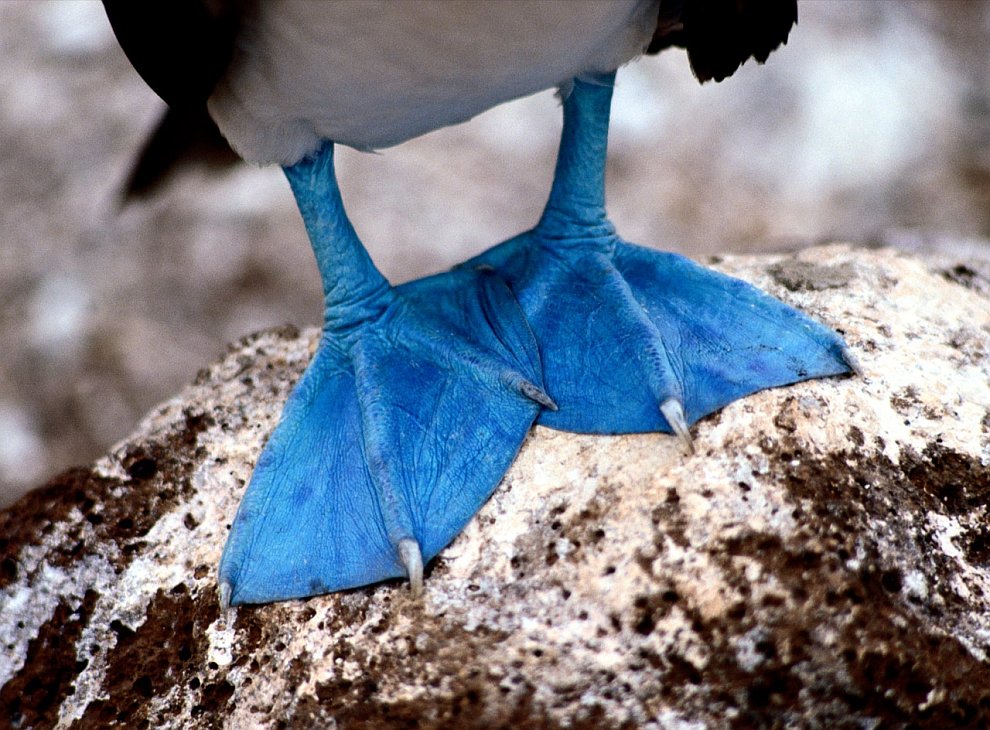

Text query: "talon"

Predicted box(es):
[398, 538, 424, 597]
[660, 398, 694, 455]
[841, 346, 863, 377]
[520, 380, 559, 411]
[218, 580, 233, 612]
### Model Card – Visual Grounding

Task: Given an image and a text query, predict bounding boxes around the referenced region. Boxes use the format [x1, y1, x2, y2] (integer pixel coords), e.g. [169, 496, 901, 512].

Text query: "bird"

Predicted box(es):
[103, 0, 855, 607]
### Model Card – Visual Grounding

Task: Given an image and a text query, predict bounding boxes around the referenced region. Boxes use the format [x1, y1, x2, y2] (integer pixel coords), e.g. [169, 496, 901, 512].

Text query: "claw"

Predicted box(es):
[399, 538, 424, 597]
[218, 580, 232, 612]
[520, 380, 559, 411]
[841, 346, 863, 377]
[660, 398, 694, 455]
[217, 140, 544, 604]
[499, 370, 557, 410]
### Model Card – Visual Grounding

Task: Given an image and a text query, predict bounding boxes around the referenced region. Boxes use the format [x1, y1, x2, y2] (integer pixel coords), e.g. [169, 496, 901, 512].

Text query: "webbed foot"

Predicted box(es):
[471, 233, 850, 436]
[219, 144, 544, 605]
[468, 73, 852, 437]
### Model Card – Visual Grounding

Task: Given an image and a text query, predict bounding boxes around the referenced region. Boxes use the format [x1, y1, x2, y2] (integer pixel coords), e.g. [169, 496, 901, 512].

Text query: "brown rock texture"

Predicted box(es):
[1, 245, 989, 729]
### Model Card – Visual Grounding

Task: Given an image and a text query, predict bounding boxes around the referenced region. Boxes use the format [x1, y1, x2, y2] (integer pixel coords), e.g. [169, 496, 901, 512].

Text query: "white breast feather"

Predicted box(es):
[208, 0, 660, 165]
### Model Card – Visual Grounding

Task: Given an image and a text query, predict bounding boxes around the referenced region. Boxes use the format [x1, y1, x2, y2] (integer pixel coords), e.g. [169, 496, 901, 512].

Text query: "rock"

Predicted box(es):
[1, 244, 989, 729]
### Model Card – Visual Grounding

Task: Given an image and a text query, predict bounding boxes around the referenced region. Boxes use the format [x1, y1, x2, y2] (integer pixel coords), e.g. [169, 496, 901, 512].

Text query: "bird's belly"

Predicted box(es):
[208, 0, 659, 165]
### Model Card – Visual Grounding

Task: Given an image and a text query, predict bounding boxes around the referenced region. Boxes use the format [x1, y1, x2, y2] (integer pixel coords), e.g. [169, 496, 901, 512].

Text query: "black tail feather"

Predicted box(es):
[648, 0, 798, 83]
[121, 104, 239, 203]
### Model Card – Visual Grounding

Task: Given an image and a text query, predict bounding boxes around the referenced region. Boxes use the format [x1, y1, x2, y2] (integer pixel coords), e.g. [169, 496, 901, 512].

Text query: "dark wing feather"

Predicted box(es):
[648, 0, 798, 83]
[103, 0, 238, 107]
[103, 0, 240, 199]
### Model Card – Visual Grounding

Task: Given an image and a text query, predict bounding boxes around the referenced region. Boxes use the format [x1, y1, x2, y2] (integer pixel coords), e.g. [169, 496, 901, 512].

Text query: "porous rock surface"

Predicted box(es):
[1, 244, 989, 729]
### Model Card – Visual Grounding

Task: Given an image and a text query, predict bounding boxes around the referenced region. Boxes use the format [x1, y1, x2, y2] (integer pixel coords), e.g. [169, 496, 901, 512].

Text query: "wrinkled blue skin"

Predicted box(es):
[219, 71, 851, 605]
[218, 145, 547, 605]
[468, 73, 851, 432]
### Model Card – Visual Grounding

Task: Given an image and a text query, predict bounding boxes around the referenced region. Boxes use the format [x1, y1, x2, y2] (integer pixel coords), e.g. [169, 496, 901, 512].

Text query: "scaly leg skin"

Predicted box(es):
[218, 142, 549, 606]
[468, 72, 855, 447]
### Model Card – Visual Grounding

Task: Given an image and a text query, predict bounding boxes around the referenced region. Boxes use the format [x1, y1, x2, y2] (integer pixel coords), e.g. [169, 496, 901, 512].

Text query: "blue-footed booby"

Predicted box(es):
[103, 0, 854, 606]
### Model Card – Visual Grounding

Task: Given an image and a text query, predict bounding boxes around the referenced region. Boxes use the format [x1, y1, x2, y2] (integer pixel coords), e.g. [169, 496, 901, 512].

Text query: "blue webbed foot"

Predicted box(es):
[468, 73, 853, 441]
[470, 233, 850, 439]
[219, 144, 545, 605]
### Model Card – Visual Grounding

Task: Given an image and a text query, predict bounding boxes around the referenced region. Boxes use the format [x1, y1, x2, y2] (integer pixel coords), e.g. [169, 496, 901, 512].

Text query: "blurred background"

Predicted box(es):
[2, 0, 989, 506]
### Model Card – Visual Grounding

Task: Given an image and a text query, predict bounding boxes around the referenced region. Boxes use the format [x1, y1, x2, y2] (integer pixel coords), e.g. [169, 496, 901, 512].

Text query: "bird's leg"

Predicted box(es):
[538, 73, 614, 242]
[468, 72, 854, 441]
[287, 138, 396, 339]
[219, 141, 546, 606]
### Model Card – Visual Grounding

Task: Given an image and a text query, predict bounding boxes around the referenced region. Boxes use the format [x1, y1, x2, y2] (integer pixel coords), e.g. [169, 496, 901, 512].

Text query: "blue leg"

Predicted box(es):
[219, 142, 547, 605]
[469, 72, 854, 443]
